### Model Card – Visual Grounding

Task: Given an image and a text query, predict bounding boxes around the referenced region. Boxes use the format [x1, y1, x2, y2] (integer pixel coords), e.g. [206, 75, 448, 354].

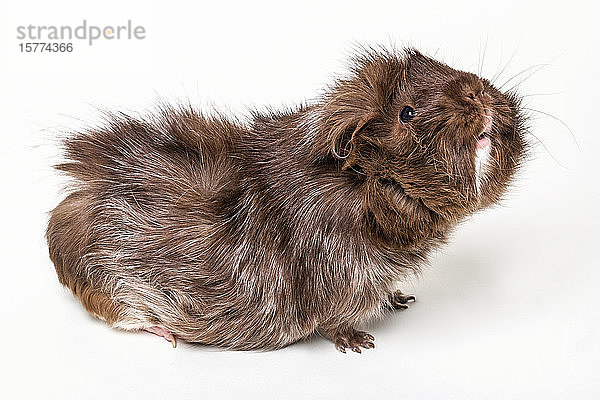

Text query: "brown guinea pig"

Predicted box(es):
[46, 47, 528, 353]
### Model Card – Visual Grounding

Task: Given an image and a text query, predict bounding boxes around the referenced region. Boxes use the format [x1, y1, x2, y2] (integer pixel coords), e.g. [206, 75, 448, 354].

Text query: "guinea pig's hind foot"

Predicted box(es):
[144, 326, 177, 348]
[389, 290, 416, 310]
[326, 328, 375, 354]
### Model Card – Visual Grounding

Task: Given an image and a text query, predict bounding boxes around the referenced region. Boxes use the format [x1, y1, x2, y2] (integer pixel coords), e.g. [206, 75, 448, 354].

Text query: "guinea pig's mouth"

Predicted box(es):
[476, 132, 490, 149]
[475, 114, 493, 150]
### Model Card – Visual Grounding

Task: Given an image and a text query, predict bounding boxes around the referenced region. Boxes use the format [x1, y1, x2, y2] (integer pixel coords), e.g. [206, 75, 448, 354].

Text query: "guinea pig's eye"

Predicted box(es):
[399, 106, 416, 123]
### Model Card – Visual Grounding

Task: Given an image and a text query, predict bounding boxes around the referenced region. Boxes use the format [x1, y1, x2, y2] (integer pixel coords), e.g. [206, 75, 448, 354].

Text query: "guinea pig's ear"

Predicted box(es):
[331, 111, 378, 171]
[311, 48, 403, 169]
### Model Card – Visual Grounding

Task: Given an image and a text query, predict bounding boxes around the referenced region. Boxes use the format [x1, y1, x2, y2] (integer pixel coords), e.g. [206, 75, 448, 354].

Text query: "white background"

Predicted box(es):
[2, 0, 599, 398]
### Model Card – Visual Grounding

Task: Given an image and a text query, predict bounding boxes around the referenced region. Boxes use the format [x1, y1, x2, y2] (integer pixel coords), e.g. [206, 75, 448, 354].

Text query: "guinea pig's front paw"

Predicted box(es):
[389, 290, 416, 310]
[330, 329, 375, 354]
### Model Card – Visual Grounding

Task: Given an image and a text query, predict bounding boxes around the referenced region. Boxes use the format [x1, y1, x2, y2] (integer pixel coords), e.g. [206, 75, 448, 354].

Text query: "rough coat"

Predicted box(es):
[46, 48, 527, 352]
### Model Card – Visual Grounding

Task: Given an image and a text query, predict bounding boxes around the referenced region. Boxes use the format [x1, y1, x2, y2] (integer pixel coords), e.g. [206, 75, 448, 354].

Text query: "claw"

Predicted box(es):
[145, 326, 177, 348]
[390, 290, 416, 310]
[332, 329, 375, 354]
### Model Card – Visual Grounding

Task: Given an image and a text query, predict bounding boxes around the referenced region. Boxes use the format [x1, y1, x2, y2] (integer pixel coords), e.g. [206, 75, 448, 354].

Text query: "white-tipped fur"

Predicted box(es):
[475, 113, 493, 193]
[475, 142, 492, 193]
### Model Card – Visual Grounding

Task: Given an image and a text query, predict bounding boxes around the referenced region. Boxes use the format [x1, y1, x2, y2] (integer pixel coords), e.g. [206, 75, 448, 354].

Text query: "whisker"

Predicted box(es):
[477, 35, 483, 76]
[528, 130, 568, 169]
[521, 92, 563, 98]
[524, 107, 580, 150]
[501, 50, 566, 91]
[491, 45, 504, 84]
[479, 30, 489, 77]
[504, 65, 557, 94]
[491, 44, 519, 84]
[499, 63, 552, 91]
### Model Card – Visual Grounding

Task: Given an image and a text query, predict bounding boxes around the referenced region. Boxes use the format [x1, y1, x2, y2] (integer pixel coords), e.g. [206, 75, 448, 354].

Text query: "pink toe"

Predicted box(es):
[145, 326, 177, 347]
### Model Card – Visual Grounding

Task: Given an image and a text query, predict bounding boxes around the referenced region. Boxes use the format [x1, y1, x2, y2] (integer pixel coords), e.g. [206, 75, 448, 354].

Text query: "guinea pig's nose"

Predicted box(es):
[444, 74, 487, 106]
[465, 87, 486, 103]
[462, 82, 484, 102]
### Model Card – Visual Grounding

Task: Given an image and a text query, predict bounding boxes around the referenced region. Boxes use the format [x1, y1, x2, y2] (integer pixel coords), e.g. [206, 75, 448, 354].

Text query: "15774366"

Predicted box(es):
[19, 42, 73, 52]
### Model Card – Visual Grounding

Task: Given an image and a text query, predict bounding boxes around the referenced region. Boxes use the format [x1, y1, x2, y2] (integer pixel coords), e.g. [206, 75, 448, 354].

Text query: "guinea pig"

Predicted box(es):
[46, 47, 528, 353]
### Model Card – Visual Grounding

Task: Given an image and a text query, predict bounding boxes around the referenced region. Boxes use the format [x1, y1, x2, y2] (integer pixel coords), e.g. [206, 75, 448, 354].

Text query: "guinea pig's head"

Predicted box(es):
[316, 48, 528, 223]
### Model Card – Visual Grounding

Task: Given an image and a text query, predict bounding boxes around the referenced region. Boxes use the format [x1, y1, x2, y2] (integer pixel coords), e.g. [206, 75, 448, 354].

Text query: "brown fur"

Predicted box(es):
[46, 48, 528, 352]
